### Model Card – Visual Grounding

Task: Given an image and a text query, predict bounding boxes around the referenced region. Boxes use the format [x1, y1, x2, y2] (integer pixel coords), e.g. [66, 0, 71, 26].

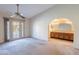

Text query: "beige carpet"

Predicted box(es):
[0, 38, 79, 55]
[49, 39, 79, 55]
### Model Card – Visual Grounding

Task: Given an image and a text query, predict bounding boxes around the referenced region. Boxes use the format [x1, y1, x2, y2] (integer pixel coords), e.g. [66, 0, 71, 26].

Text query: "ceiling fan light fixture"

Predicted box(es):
[10, 4, 25, 19]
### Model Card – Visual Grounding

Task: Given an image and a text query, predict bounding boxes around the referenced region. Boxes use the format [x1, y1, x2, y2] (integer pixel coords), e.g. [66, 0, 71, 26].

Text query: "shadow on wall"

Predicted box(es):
[48, 18, 75, 41]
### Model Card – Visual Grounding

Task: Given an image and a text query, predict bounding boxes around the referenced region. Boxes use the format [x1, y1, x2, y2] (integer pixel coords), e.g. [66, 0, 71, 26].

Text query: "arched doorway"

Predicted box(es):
[48, 18, 74, 41]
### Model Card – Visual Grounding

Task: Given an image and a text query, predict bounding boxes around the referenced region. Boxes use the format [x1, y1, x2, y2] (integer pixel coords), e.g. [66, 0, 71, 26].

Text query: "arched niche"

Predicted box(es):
[48, 18, 74, 41]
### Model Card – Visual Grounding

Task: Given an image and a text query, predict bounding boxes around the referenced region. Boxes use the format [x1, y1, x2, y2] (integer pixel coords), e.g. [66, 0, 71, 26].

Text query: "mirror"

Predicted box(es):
[58, 23, 72, 32]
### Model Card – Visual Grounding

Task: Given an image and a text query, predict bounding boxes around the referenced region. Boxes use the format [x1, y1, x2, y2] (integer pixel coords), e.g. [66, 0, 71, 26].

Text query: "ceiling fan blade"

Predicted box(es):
[16, 12, 25, 19]
[19, 14, 25, 19]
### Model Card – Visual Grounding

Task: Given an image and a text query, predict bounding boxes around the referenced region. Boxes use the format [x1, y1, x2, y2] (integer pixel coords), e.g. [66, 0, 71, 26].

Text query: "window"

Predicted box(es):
[7, 21, 10, 39]
[7, 20, 25, 40]
[12, 21, 20, 38]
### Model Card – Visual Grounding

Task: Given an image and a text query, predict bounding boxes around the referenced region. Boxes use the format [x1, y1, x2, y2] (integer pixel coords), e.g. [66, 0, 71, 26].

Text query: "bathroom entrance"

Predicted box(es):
[48, 18, 74, 41]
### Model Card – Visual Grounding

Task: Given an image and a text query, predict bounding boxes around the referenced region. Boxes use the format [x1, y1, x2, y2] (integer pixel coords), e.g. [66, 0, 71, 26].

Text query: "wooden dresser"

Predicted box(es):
[50, 32, 74, 41]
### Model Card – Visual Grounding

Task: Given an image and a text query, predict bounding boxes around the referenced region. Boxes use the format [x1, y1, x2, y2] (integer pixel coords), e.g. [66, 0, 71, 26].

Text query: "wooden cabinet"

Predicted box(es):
[50, 32, 74, 41]
[63, 33, 73, 40]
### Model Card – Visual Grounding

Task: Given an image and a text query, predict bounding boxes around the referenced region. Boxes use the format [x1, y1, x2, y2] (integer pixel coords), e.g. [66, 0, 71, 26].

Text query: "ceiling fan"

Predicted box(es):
[11, 4, 25, 19]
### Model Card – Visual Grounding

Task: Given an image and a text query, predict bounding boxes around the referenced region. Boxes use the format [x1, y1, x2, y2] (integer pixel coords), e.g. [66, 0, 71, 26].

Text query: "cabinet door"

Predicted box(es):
[64, 33, 73, 40]
[68, 33, 73, 40]
[50, 32, 55, 38]
[54, 32, 58, 38]
[58, 33, 63, 39]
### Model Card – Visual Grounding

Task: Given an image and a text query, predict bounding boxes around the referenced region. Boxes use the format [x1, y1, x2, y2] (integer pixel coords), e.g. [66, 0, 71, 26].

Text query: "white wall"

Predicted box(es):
[0, 11, 11, 43]
[30, 5, 79, 49]
[0, 17, 4, 43]
[25, 19, 30, 37]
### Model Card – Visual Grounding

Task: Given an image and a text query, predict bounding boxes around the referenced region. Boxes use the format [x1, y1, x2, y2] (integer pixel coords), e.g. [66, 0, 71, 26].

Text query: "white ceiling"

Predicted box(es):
[0, 4, 55, 18]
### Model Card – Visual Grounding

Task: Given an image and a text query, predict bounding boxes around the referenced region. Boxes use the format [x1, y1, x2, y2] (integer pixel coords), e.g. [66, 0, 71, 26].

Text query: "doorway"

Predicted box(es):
[48, 18, 74, 41]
